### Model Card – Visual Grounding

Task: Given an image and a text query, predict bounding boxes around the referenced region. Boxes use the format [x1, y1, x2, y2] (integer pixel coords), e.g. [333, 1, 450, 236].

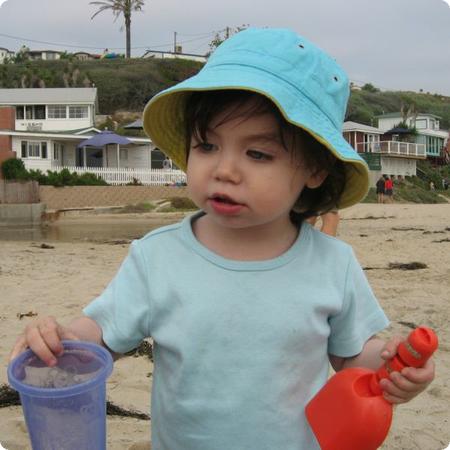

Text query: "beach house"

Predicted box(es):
[377, 112, 448, 162]
[0, 88, 184, 184]
[343, 120, 427, 185]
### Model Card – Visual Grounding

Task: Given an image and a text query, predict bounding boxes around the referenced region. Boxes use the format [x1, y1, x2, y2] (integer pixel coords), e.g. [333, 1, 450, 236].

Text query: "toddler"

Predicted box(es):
[11, 28, 434, 450]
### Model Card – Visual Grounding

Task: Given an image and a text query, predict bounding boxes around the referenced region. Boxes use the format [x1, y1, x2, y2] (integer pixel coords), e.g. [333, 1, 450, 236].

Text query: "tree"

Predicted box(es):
[361, 83, 379, 93]
[90, 0, 145, 59]
[208, 25, 249, 55]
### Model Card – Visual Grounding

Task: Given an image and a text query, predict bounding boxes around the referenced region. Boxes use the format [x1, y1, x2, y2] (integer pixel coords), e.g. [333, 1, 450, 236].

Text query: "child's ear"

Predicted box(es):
[306, 169, 328, 189]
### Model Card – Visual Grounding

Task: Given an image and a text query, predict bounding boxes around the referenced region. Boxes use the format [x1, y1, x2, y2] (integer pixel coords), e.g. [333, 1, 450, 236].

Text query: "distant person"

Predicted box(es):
[307, 210, 340, 237]
[376, 176, 385, 203]
[162, 156, 173, 169]
[384, 176, 394, 203]
[429, 181, 435, 191]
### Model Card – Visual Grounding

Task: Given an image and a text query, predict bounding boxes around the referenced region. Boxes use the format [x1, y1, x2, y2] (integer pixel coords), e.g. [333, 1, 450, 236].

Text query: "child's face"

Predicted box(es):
[186, 102, 326, 232]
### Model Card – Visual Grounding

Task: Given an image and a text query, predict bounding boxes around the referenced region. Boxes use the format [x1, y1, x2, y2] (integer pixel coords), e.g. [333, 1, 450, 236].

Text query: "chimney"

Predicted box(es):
[0, 106, 15, 130]
[0, 107, 17, 174]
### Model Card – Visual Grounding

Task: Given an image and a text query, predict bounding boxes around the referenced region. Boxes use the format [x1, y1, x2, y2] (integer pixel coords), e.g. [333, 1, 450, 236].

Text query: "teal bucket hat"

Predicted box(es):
[143, 27, 369, 209]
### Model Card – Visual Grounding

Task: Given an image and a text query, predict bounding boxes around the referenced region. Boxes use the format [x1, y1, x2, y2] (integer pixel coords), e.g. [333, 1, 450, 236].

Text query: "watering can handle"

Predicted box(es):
[370, 326, 438, 395]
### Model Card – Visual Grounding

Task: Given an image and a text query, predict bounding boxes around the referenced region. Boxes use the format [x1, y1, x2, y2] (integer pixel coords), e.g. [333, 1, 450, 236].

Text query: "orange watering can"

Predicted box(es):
[305, 326, 438, 450]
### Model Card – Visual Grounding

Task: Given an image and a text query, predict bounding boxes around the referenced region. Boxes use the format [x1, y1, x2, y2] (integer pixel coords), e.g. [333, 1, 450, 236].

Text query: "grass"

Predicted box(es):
[119, 202, 156, 213]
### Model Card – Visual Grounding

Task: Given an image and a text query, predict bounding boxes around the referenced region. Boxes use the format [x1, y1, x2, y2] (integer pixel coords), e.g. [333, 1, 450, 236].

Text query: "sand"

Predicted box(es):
[0, 204, 449, 450]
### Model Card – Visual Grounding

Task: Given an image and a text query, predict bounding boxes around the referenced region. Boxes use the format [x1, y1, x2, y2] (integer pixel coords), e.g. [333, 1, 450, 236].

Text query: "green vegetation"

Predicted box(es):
[2, 59, 449, 128]
[119, 202, 156, 213]
[347, 87, 450, 129]
[1, 158, 29, 180]
[1, 158, 107, 186]
[361, 167, 449, 204]
[0, 58, 203, 113]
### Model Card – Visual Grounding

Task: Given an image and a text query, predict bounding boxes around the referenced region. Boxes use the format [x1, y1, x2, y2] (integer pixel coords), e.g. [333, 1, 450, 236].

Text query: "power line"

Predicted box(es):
[0, 31, 215, 52]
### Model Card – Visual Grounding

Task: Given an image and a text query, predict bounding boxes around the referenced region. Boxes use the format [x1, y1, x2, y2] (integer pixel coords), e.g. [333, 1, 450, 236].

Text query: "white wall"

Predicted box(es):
[380, 156, 417, 177]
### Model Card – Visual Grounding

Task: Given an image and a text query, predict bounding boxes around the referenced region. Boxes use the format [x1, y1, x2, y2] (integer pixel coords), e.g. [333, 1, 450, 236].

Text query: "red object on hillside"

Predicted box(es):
[305, 327, 438, 450]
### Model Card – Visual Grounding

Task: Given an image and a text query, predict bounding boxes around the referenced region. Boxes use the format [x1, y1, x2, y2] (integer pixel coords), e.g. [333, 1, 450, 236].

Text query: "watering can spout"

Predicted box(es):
[305, 327, 438, 450]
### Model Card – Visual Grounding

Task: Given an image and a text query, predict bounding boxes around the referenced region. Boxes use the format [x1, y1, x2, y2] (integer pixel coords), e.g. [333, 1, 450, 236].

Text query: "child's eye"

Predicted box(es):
[247, 150, 273, 161]
[194, 142, 215, 152]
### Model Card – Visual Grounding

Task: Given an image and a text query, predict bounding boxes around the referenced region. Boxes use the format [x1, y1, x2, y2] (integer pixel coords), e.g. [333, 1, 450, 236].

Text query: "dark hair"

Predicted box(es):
[184, 90, 346, 224]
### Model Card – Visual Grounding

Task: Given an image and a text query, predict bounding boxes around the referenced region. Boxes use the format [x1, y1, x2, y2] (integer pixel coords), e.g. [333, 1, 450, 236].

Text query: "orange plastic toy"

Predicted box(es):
[305, 327, 438, 450]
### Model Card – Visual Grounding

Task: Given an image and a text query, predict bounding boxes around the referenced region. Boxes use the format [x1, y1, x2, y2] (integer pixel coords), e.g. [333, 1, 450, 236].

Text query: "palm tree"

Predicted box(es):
[90, 0, 145, 58]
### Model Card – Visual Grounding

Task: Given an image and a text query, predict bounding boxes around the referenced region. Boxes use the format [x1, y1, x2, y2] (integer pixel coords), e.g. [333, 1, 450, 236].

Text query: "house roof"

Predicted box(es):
[0, 88, 98, 105]
[343, 121, 382, 134]
[376, 112, 442, 120]
[124, 119, 143, 129]
[0, 128, 153, 146]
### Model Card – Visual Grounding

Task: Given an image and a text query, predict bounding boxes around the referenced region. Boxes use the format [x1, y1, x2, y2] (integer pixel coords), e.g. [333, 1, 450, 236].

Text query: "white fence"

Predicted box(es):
[51, 166, 187, 186]
[355, 141, 426, 158]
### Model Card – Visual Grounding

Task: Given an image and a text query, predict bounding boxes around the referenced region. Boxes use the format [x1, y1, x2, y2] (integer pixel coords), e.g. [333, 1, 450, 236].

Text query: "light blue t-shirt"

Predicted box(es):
[84, 212, 389, 450]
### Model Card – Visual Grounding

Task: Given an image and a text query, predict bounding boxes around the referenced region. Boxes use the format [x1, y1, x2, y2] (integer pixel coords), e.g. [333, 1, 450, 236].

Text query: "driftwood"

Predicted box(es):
[364, 261, 428, 271]
[398, 321, 419, 329]
[388, 262, 428, 270]
[0, 384, 150, 420]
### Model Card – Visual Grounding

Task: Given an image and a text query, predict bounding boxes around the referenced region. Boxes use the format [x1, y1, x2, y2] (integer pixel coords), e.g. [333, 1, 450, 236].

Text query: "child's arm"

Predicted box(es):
[9, 315, 106, 367]
[329, 336, 435, 404]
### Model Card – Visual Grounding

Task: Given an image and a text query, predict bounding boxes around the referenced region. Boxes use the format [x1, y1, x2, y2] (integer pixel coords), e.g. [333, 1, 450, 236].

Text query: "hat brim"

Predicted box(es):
[143, 65, 369, 209]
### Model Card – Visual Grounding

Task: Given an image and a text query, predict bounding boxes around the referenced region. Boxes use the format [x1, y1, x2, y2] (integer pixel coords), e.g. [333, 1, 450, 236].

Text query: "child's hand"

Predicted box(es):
[378, 336, 436, 404]
[9, 316, 80, 367]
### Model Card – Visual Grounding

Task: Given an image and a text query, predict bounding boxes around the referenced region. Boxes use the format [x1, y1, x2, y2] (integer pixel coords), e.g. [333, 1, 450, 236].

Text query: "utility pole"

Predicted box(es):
[173, 31, 177, 53]
[225, 27, 230, 39]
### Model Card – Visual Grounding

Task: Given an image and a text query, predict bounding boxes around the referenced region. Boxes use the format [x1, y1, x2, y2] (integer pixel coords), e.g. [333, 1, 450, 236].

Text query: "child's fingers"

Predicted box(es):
[380, 335, 403, 359]
[34, 316, 65, 356]
[25, 324, 60, 366]
[9, 334, 29, 362]
[401, 358, 435, 384]
[382, 390, 408, 404]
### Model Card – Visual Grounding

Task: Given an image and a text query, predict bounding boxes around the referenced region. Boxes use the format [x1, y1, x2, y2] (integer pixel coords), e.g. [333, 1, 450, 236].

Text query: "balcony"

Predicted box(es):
[355, 141, 427, 159]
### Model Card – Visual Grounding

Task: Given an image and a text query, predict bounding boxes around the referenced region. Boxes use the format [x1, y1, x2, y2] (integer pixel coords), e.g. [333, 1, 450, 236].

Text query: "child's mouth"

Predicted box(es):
[209, 194, 243, 215]
[210, 194, 239, 205]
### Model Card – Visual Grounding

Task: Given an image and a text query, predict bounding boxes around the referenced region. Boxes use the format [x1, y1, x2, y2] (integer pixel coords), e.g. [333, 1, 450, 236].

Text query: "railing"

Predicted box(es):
[51, 166, 187, 186]
[355, 141, 426, 158]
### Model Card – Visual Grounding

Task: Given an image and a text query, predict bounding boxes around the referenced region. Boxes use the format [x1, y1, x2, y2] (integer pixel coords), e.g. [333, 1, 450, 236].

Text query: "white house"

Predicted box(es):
[377, 112, 448, 160]
[343, 121, 426, 184]
[0, 47, 14, 63]
[0, 88, 184, 184]
[142, 49, 207, 63]
[24, 50, 63, 61]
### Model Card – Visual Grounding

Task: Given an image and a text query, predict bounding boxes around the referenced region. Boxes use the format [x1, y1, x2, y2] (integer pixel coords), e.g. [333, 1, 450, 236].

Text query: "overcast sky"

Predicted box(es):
[1, 0, 450, 95]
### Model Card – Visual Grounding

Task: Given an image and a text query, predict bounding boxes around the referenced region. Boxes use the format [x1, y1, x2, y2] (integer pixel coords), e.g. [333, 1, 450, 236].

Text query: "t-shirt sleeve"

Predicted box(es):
[83, 240, 151, 354]
[327, 248, 389, 358]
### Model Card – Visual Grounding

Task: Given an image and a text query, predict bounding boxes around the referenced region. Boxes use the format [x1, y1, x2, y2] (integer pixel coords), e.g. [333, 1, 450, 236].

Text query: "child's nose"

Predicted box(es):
[213, 152, 241, 183]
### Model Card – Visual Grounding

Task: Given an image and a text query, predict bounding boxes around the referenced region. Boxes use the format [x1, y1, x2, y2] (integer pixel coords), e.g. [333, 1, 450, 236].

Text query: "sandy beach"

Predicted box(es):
[1, 203, 449, 449]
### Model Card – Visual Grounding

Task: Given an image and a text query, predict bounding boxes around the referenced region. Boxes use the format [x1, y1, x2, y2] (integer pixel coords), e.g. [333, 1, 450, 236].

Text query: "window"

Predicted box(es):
[48, 105, 67, 119]
[16, 106, 25, 120]
[20, 141, 48, 158]
[415, 119, 427, 129]
[35, 105, 45, 119]
[24, 105, 46, 120]
[69, 106, 89, 119]
[54, 143, 64, 160]
[28, 142, 40, 157]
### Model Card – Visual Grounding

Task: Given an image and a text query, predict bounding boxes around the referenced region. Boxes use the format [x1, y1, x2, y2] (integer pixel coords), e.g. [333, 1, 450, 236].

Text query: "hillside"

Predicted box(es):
[1, 58, 450, 129]
[0, 58, 203, 114]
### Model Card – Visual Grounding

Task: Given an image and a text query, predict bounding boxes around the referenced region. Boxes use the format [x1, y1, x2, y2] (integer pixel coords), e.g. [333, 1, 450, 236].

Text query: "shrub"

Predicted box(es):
[1, 158, 29, 180]
[170, 196, 197, 210]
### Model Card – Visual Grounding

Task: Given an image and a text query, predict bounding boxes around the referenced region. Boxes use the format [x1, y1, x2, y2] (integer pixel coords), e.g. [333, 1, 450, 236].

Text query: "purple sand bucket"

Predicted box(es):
[8, 340, 113, 450]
